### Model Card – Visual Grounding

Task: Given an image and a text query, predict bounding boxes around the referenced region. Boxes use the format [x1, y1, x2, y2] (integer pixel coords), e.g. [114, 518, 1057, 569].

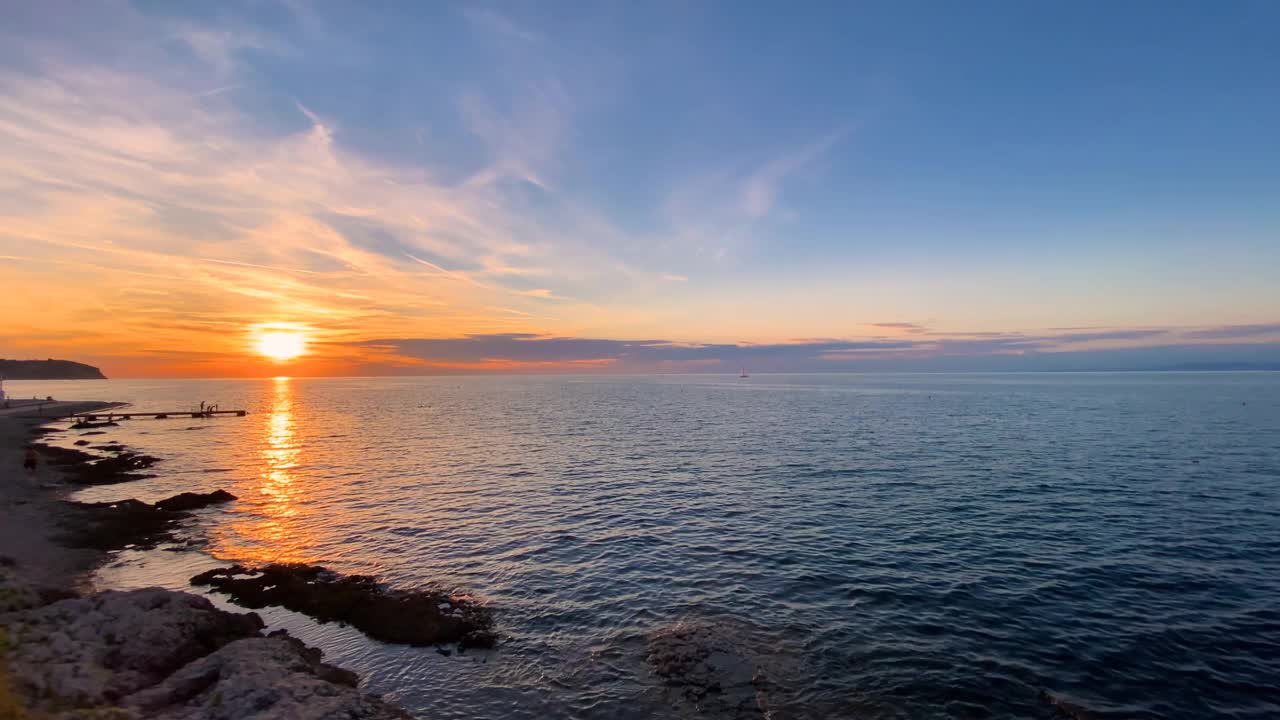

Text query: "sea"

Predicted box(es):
[13, 373, 1280, 719]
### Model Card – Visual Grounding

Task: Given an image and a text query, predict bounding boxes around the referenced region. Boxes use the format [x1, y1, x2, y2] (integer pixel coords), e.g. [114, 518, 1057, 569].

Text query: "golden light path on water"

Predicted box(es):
[217, 376, 314, 563]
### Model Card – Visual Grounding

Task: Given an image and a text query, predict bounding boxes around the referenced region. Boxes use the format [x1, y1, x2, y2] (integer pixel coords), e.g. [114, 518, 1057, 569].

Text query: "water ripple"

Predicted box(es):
[41, 372, 1280, 719]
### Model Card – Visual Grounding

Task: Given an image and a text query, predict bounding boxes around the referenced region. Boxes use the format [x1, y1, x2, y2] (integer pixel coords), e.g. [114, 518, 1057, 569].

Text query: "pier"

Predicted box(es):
[74, 408, 247, 421]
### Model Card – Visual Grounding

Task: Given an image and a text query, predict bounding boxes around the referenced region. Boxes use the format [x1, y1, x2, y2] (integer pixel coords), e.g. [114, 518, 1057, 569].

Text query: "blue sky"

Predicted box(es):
[0, 1, 1277, 375]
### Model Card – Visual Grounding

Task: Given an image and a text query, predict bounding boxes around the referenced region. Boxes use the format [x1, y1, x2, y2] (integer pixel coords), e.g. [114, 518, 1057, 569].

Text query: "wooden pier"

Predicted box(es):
[75, 409, 247, 421]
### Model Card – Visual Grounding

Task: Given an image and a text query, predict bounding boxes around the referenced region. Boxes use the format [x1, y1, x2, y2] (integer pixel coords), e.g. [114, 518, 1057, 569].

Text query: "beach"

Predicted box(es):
[0, 402, 113, 590]
[0, 401, 417, 719]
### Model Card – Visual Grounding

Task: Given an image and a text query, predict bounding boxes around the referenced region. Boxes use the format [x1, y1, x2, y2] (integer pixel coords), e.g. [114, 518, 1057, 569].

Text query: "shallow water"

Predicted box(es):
[19, 373, 1280, 719]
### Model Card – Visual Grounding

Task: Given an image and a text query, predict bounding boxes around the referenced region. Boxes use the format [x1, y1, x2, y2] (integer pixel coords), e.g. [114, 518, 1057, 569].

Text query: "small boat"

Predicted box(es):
[739, 368, 749, 378]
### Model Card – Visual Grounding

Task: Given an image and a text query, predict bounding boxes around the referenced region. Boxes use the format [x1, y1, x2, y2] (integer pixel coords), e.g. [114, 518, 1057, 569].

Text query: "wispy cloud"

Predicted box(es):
[869, 322, 929, 334]
[1182, 322, 1280, 340]
[2, 5, 1273, 378]
[462, 7, 543, 44]
[659, 127, 851, 266]
[740, 126, 850, 218]
[515, 288, 574, 301]
[0, 12, 616, 370]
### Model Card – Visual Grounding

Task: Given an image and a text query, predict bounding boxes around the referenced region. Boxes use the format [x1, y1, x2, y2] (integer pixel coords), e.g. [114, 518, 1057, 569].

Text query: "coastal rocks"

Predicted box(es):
[122, 635, 411, 720]
[191, 563, 497, 648]
[60, 499, 184, 550]
[74, 450, 159, 485]
[33, 443, 159, 485]
[60, 489, 237, 550]
[647, 619, 782, 717]
[1, 573, 413, 720]
[2, 588, 264, 709]
[153, 490, 237, 513]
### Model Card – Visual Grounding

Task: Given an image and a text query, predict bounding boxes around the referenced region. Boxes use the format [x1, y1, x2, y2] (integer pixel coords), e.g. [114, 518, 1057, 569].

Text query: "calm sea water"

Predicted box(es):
[18, 373, 1280, 719]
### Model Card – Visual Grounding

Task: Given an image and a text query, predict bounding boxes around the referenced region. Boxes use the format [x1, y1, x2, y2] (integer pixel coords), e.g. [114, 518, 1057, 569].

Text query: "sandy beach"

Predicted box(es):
[0, 401, 116, 589]
[0, 402, 417, 719]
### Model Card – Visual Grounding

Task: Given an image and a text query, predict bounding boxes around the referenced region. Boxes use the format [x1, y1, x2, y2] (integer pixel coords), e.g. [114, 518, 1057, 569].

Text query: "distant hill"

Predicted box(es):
[0, 359, 107, 380]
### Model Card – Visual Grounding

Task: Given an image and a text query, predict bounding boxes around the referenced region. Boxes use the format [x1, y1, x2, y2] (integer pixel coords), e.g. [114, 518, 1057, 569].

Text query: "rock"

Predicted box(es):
[122, 637, 410, 719]
[153, 490, 237, 513]
[75, 451, 159, 485]
[647, 619, 785, 717]
[60, 499, 184, 551]
[1039, 690, 1098, 719]
[191, 563, 496, 648]
[73, 439, 91, 446]
[2, 588, 264, 709]
[59, 490, 237, 550]
[33, 443, 159, 485]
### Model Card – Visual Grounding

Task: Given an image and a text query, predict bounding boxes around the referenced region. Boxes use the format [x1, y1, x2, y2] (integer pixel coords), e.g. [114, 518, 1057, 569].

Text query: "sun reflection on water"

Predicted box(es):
[216, 376, 315, 563]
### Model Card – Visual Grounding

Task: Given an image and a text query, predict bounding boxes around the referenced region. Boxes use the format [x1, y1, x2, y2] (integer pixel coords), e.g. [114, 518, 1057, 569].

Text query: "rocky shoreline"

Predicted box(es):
[0, 404, 430, 719]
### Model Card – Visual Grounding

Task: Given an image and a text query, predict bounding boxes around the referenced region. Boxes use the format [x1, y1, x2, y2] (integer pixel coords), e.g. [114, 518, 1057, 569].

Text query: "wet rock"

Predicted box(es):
[153, 490, 237, 513]
[2, 588, 264, 709]
[32, 442, 93, 465]
[1039, 690, 1097, 719]
[33, 443, 160, 485]
[122, 636, 409, 720]
[60, 490, 237, 550]
[60, 499, 184, 550]
[75, 451, 160, 485]
[647, 619, 784, 717]
[191, 563, 496, 648]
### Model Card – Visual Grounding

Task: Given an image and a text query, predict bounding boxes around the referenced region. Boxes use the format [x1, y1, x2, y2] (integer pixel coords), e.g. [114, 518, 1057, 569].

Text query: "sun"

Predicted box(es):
[255, 331, 307, 361]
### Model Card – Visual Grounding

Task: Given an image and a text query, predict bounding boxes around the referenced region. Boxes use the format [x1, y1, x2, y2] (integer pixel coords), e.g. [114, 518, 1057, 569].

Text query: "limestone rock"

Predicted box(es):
[123, 636, 410, 719]
[4, 588, 263, 708]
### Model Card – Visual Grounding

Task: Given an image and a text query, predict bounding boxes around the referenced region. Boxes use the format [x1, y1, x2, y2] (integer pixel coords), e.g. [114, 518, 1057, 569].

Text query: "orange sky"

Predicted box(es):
[2, 4, 1278, 376]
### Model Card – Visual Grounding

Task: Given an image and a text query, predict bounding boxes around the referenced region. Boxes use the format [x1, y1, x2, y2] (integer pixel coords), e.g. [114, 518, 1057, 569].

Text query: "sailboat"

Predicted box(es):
[739, 367, 749, 378]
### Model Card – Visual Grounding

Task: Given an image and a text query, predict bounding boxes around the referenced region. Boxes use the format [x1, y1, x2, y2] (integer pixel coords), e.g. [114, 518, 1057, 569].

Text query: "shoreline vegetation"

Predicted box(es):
[0, 400, 473, 719]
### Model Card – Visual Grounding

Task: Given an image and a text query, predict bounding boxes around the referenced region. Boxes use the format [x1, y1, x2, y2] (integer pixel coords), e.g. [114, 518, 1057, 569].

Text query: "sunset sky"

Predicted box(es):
[1, 1, 1277, 377]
